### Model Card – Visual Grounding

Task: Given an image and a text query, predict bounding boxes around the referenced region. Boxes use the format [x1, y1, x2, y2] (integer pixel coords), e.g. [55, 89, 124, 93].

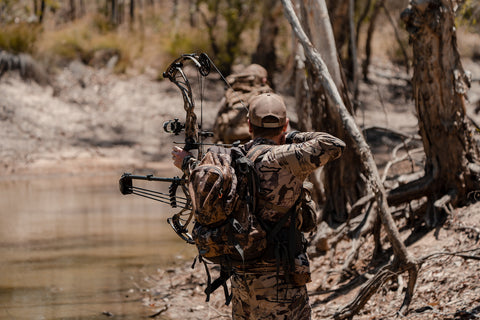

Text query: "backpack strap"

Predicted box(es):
[204, 265, 233, 305]
[194, 256, 233, 306]
[245, 144, 272, 162]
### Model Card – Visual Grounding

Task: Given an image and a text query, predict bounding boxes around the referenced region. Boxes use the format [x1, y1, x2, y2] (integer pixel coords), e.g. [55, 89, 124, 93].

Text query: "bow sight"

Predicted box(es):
[163, 118, 214, 140]
[163, 118, 184, 135]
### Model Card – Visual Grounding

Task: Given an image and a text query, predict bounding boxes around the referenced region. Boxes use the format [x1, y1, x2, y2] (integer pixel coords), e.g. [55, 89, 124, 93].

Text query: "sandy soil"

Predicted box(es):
[1, 58, 480, 319]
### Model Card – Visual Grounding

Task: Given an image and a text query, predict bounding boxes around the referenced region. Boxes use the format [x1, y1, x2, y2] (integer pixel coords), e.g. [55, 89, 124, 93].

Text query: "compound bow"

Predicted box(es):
[119, 53, 214, 244]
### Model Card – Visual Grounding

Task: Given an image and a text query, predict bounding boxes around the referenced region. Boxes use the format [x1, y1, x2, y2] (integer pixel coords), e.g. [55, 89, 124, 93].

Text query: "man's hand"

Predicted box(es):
[171, 146, 192, 169]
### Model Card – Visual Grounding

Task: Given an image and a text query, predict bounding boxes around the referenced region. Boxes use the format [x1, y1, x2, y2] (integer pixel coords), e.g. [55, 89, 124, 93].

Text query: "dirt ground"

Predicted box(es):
[1, 57, 480, 319]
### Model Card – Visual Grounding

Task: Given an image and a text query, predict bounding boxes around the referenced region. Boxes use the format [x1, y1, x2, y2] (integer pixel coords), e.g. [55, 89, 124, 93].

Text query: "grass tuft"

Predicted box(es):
[0, 22, 41, 54]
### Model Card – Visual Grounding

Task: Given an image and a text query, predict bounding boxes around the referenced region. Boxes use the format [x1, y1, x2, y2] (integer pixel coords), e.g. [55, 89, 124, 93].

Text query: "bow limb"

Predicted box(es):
[163, 53, 211, 157]
[162, 53, 212, 243]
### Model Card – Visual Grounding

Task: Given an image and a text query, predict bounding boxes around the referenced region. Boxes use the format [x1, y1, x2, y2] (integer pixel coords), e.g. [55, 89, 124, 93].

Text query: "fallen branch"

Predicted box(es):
[149, 305, 169, 318]
[381, 146, 424, 183]
[333, 260, 418, 319]
[419, 248, 480, 263]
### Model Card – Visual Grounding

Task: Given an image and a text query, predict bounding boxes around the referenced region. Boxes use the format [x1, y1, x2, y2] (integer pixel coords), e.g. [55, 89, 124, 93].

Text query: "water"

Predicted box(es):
[0, 173, 196, 320]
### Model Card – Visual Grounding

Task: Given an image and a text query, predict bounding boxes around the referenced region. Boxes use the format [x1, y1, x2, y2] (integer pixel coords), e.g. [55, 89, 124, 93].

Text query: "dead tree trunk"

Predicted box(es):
[79, 0, 85, 17]
[251, 0, 280, 88]
[110, 0, 119, 26]
[130, 0, 135, 23]
[38, 0, 45, 23]
[281, 0, 419, 317]
[362, 0, 385, 82]
[393, 0, 480, 226]
[298, 0, 368, 225]
[69, 0, 76, 20]
[326, 0, 349, 57]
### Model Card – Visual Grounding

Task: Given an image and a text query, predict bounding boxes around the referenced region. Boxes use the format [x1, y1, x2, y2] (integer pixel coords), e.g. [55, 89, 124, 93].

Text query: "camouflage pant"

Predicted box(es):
[231, 272, 312, 320]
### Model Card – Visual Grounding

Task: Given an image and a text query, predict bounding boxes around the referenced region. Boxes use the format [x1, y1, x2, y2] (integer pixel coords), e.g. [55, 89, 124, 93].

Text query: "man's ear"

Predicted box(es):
[282, 118, 290, 133]
[248, 119, 253, 134]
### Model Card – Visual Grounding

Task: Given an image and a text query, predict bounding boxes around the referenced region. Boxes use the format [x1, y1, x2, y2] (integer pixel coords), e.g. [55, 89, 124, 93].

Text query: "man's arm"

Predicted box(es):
[271, 132, 346, 178]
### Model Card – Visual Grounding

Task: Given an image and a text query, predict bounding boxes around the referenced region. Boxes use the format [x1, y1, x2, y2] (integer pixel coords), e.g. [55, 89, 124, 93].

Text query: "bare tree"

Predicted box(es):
[198, 0, 257, 74]
[326, 0, 349, 55]
[393, 0, 480, 225]
[129, 0, 135, 23]
[296, 0, 367, 226]
[362, 0, 386, 81]
[79, 0, 85, 17]
[251, 0, 280, 87]
[281, 0, 419, 317]
[69, 0, 76, 20]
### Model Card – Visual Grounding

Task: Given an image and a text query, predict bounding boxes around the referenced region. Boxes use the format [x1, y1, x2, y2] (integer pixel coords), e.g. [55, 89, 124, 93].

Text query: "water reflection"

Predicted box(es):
[0, 173, 196, 319]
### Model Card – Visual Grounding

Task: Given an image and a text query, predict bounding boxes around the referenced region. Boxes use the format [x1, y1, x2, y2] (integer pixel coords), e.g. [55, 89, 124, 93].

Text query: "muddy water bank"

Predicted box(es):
[0, 172, 196, 319]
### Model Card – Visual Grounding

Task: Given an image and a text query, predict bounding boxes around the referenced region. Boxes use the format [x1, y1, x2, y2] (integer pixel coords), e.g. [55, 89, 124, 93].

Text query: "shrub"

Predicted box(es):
[0, 22, 41, 54]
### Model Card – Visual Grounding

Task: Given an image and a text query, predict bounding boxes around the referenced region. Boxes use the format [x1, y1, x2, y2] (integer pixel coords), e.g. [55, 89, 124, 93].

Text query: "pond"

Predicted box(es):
[0, 172, 196, 320]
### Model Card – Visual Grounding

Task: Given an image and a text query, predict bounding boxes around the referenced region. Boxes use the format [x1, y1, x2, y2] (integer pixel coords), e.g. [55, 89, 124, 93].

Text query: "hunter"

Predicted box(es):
[212, 63, 273, 144]
[172, 92, 345, 319]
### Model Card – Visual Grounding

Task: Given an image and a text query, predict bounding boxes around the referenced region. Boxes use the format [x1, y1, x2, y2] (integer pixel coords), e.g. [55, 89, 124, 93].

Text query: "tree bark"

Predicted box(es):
[398, 0, 480, 225]
[281, 0, 418, 317]
[110, 0, 118, 25]
[79, 0, 85, 17]
[252, 0, 280, 88]
[326, 0, 349, 56]
[298, 0, 367, 225]
[348, 0, 359, 98]
[39, 0, 45, 23]
[362, 0, 385, 82]
[69, 0, 76, 21]
[130, 0, 135, 23]
[355, 0, 372, 46]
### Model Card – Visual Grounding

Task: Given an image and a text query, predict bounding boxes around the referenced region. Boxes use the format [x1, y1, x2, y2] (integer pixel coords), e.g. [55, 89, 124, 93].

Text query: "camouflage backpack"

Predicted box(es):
[188, 144, 278, 303]
[188, 145, 268, 265]
[187, 144, 316, 302]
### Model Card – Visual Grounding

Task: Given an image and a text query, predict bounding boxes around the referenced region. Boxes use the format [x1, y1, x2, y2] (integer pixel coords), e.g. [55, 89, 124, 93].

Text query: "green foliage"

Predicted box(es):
[458, 0, 480, 29]
[38, 19, 132, 73]
[165, 32, 210, 59]
[0, 22, 40, 54]
[91, 13, 116, 34]
[45, 0, 60, 12]
[196, 0, 260, 74]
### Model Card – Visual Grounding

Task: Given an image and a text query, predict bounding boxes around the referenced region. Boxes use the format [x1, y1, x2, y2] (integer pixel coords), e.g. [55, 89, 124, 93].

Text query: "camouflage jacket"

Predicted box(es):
[243, 132, 345, 223]
[182, 132, 345, 282]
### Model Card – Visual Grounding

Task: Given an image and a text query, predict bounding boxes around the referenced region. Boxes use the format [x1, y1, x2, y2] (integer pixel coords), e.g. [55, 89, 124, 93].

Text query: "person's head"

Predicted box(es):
[242, 64, 268, 83]
[227, 64, 268, 86]
[248, 93, 289, 141]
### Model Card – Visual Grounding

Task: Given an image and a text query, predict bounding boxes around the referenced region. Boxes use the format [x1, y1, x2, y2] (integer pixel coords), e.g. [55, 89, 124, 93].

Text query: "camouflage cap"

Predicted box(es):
[227, 64, 268, 84]
[239, 64, 268, 78]
[248, 93, 287, 128]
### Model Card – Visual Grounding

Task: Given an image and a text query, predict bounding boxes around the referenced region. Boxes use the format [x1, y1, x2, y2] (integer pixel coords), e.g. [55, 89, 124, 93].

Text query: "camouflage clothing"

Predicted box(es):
[181, 131, 345, 320]
[244, 132, 345, 224]
[212, 65, 273, 144]
[230, 132, 345, 320]
[231, 272, 311, 320]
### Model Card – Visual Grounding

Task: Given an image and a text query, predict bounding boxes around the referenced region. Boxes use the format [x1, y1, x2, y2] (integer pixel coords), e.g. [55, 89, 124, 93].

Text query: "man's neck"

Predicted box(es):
[252, 135, 282, 145]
